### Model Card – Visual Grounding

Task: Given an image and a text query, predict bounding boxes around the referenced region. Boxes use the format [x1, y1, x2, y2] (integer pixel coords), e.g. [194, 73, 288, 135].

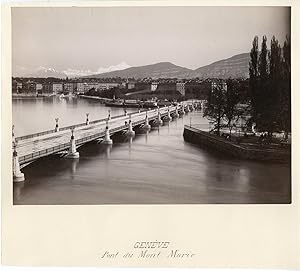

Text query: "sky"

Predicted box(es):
[12, 6, 290, 77]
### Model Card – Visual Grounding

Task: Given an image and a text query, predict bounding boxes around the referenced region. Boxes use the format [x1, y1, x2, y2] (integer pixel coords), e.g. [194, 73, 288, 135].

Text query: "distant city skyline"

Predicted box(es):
[12, 6, 290, 77]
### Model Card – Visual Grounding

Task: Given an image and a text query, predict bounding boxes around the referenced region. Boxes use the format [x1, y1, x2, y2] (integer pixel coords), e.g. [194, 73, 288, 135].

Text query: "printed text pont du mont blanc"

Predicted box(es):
[100, 241, 196, 260]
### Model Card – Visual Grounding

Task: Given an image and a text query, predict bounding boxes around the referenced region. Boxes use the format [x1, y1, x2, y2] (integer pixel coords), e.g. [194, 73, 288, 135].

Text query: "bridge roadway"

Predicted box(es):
[14, 104, 192, 167]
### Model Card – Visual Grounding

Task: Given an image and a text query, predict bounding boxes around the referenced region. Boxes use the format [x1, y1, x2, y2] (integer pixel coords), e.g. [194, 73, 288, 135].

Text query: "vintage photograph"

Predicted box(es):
[12, 6, 291, 205]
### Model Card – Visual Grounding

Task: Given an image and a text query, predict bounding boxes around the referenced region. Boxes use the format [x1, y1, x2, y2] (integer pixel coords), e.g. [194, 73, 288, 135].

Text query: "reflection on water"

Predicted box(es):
[12, 97, 291, 204]
[12, 97, 136, 136]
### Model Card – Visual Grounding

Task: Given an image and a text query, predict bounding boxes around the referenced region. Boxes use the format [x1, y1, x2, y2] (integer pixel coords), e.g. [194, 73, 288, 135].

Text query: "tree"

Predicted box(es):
[248, 35, 291, 138]
[249, 36, 259, 124]
[266, 36, 282, 133]
[256, 35, 272, 133]
[203, 80, 226, 135]
[223, 79, 241, 135]
[280, 35, 291, 138]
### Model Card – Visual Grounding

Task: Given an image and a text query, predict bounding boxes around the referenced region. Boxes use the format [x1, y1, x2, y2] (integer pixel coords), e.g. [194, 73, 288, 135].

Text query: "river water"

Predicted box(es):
[13, 97, 291, 204]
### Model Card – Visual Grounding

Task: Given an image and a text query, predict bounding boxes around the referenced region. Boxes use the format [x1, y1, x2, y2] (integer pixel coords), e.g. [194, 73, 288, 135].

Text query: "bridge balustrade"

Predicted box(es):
[17, 105, 180, 164]
[15, 106, 178, 142]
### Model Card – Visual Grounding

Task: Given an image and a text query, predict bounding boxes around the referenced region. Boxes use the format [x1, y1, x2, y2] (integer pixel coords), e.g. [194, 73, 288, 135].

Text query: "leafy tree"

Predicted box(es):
[280, 35, 291, 138]
[223, 79, 241, 135]
[248, 35, 291, 137]
[256, 35, 271, 133]
[204, 80, 226, 135]
[266, 36, 282, 133]
[249, 36, 259, 124]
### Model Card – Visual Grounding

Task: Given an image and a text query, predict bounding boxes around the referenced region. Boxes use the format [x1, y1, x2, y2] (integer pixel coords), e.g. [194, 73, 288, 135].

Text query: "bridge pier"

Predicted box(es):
[164, 107, 172, 122]
[66, 128, 79, 159]
[108, 110, 111, 120]
[173, 108, 179, 118]
[143, 112, 151, 130]
[157, 109, 163, 125]
[178, 106, 184, 116]
[184, 105, 190, 113]
[102, 122, 113, 145]
[13, 142, 25, 182]
[126, 119, 135, 137]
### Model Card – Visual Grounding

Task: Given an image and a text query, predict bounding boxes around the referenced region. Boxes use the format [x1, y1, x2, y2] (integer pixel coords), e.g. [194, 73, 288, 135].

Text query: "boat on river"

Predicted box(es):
[105, 99, 125, 107]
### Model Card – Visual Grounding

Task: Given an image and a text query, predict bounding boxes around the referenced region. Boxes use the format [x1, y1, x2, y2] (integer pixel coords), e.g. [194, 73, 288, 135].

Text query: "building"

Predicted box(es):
[63, 82, 75, 93]
[36, 83, 43, 91]
[151, 82, 159, 92]
[85, 82, 99, 92]
[211, 81, 227, 93]
[42, 83, 54, 95]
[76, 83, 85, 94]
[127, 82, 136, 90]
[126, 82, 180, 100]
[98, 82, 120, 90]
[176, 82, 185, 96]
[22, 81, 37, 95]
[12, 80, 22, 94]
[53, 83, 63, 94]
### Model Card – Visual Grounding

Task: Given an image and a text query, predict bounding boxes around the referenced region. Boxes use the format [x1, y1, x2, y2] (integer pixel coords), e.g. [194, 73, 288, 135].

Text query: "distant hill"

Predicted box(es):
[189, 53, 250, 79]
[83, 62, 192, 79]
[17, 53, 251, 80]
[83, 54, 250, 80]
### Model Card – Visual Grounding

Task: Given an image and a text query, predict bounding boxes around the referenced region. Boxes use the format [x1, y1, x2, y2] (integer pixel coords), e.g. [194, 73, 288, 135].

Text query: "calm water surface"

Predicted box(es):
[13, 97, 291, 204]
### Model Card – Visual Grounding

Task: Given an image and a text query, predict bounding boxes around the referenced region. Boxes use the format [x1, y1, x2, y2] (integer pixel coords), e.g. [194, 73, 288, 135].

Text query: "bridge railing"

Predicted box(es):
[15, 105, 180, 142]
[18, 142, 71, 164]
[17, 105, 181, 164]
[15, 129, 57, 141]
[15, 108, 152, 142]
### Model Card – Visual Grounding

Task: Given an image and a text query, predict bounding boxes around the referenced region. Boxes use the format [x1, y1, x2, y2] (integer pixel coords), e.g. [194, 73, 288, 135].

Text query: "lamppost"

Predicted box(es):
[86, 113, 89, 125]
[71, 126, 75, 139]
[55, 118, 59, 132]
[12, 125, 15, 142]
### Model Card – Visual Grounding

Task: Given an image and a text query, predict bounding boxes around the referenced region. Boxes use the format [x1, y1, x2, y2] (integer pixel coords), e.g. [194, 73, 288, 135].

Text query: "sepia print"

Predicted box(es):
[2, 2, 300, 269]
[11, 6, 291, 205]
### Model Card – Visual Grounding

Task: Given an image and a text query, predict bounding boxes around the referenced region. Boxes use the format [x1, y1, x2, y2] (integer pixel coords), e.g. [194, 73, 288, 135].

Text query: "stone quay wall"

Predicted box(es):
[183, 125, 290, 162]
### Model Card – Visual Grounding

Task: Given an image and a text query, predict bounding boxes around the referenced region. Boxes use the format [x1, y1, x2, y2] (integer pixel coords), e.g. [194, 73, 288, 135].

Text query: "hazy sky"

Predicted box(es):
[12, 6, 290, 76]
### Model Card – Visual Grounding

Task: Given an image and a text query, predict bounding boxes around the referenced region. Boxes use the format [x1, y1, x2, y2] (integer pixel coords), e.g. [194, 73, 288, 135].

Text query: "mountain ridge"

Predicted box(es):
[16, 53, 251, 79]
[83, 53, 250, 79]
[83, 61, 192, 79]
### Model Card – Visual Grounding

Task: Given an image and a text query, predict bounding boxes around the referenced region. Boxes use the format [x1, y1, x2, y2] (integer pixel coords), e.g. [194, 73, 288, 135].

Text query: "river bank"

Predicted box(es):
[183, 125, 291, 163]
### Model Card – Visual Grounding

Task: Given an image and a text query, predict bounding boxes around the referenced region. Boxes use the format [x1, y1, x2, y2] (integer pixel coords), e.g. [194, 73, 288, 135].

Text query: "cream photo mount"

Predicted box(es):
[1, 0, 299, 269]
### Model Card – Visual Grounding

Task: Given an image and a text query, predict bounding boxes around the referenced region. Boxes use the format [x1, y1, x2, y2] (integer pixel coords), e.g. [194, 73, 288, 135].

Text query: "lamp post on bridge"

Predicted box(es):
[12, 125, 15, 143]
[55, 118, 59, 132]
[86, 113, 89, 125]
